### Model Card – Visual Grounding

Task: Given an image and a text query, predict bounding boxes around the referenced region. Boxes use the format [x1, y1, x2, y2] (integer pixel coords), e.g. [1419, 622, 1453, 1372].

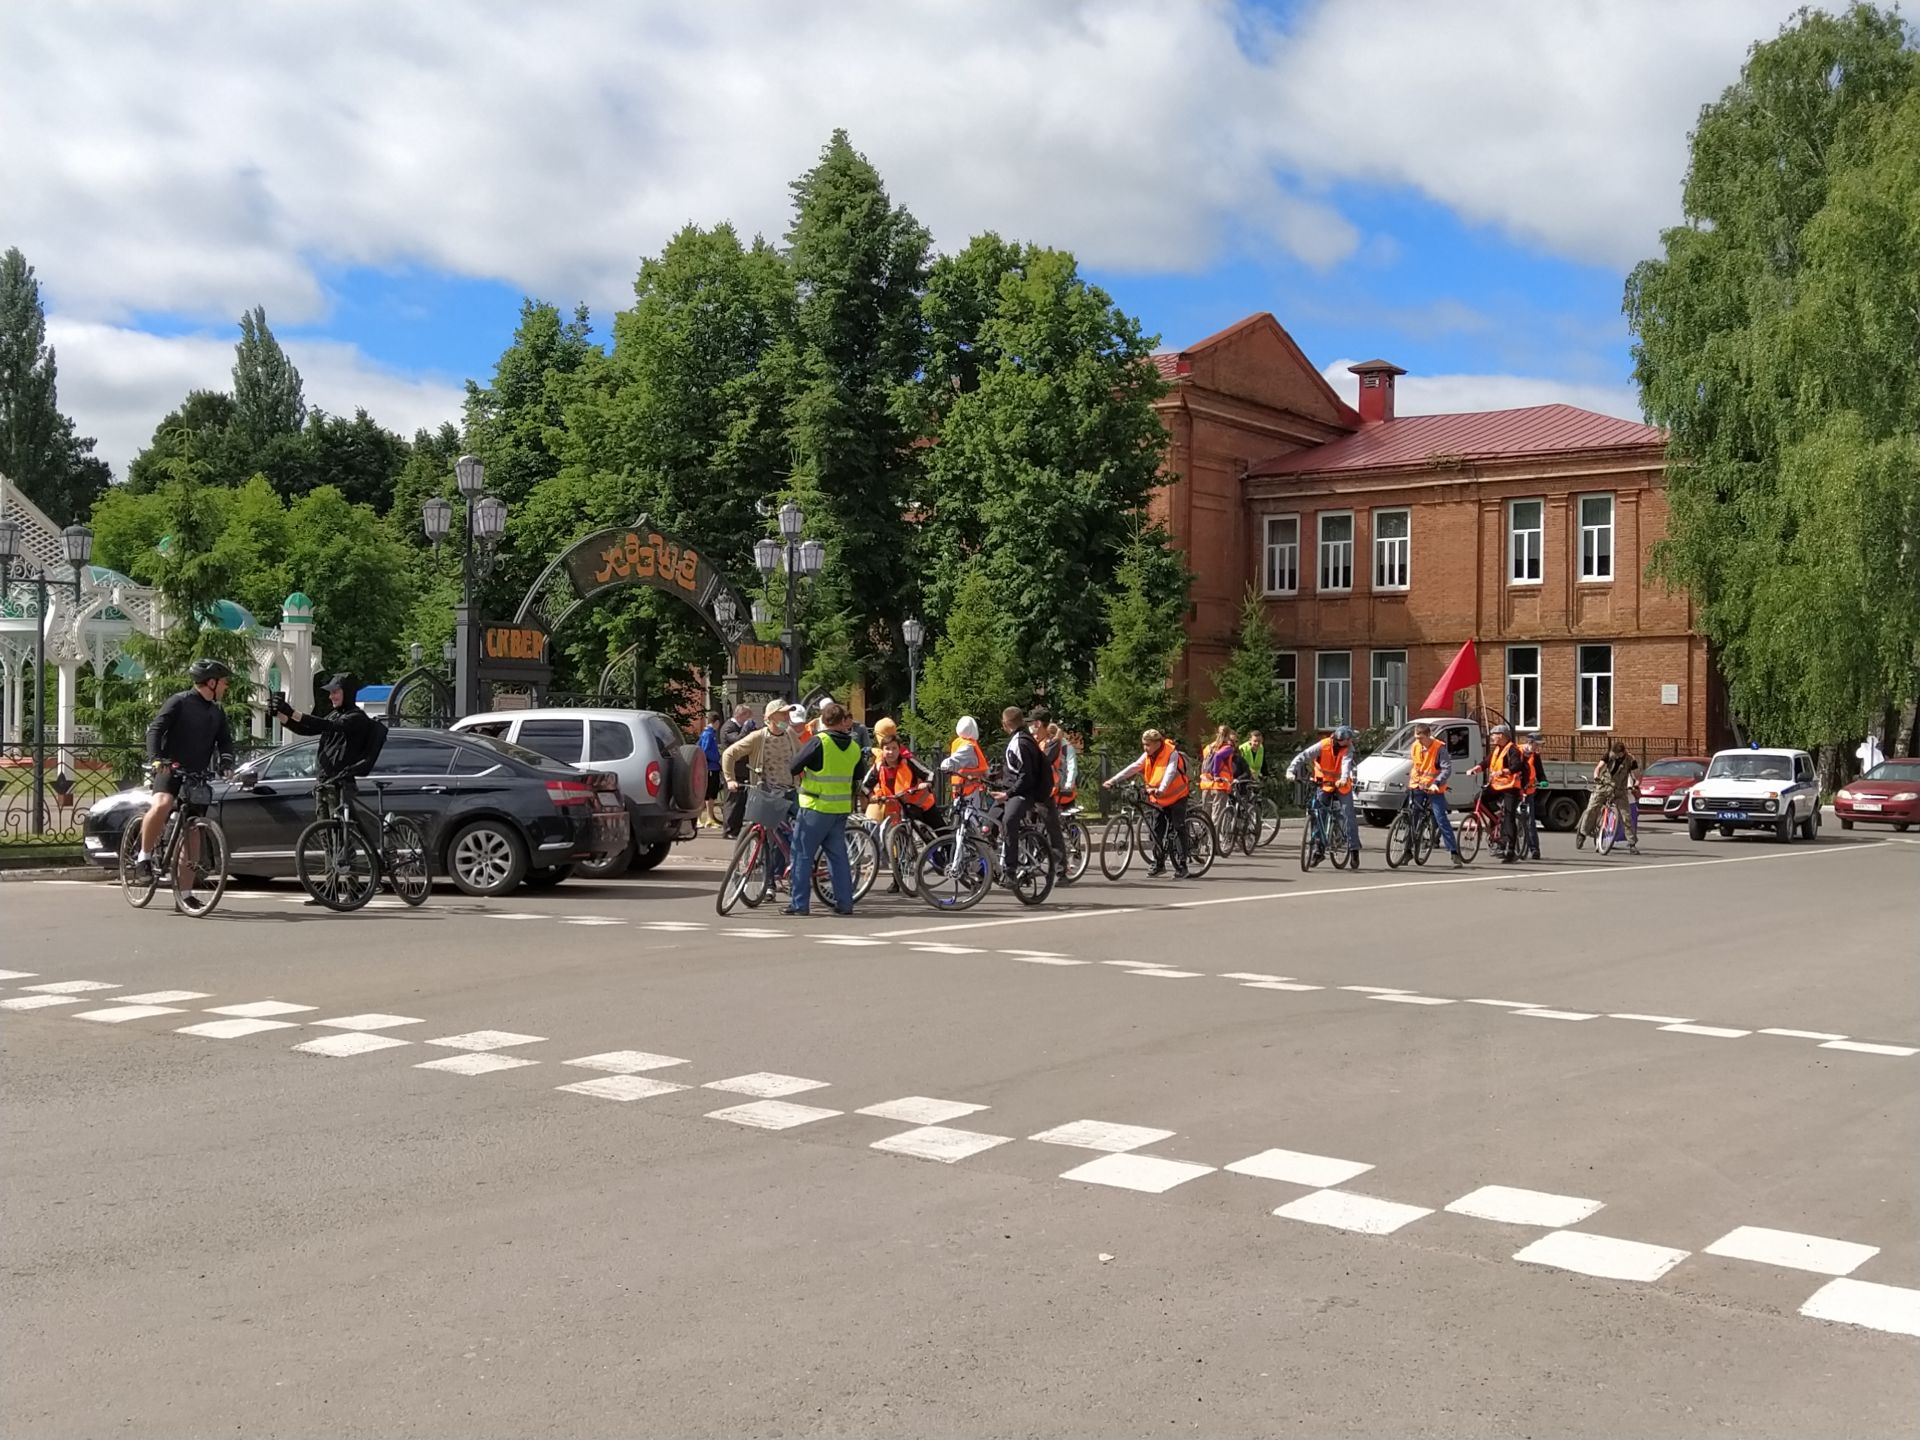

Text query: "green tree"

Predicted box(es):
[0, 246, 110, 521]
[465, 299, 597, 512]
[1081, 527, 1192, 751]
[907, 568, 1022, 744]
[285, 486, 416, 681]
[260, 407, 410, 510]
[782, 130, 931, 697]
[917, 241, 1167, 701]
[1208, 586, 1297, 735]
[230, 305, 306, 453]
[125, 390, 246, 493]
[1624, 4, 1920, 748]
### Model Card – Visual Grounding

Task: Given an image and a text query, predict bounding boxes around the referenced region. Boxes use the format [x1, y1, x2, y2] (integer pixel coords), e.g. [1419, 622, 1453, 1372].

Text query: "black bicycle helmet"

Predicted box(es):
[189, 658, 233, 684]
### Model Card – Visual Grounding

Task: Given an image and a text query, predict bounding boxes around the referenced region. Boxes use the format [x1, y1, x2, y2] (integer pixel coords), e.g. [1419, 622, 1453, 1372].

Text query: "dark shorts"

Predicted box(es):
[705, 770, 724, 801]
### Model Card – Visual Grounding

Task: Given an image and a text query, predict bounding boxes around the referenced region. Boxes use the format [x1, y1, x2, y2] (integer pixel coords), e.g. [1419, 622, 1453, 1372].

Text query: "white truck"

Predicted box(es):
[1350, 717, 1601, 832]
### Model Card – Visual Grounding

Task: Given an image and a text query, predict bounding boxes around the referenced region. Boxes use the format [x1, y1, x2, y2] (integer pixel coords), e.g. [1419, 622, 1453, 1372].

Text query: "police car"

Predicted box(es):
[1686, 746, 1821, 843]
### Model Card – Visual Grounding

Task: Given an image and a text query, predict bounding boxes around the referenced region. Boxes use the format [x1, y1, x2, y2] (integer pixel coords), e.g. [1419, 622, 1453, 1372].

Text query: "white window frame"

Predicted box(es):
[1371, 508, 1410, 592]
[1508, 498, 1543, 586]
[1262, 514, 1299, 596]
[1505, 645, 1541, 730]
[1579, 494, 1615, 582]
[1317, 512, 1354, 594]
[1577, 644, 1613, 730]
[1314, 651, 1352, 728]
[1370, 650, 1407, 729]
[1274, 652, 1297, 727]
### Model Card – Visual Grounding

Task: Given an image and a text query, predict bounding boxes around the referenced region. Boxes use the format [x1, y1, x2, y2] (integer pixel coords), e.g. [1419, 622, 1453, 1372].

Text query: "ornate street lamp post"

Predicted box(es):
[902, 616, 925, 717]
[751, 502, 826, 702]
[422, 456, 507, 719]
[0, 519, 94, 834]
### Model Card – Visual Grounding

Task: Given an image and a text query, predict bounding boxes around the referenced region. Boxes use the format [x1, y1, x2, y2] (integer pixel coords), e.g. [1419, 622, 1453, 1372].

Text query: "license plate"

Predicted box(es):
[1855, 801, 1882, 811]
[1718, 810, 1747, 820]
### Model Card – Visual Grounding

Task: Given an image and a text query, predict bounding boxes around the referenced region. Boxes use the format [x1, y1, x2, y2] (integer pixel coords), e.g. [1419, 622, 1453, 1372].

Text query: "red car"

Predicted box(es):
[1835, 759, 1920, 832]
[1637, 755, 1709, 822]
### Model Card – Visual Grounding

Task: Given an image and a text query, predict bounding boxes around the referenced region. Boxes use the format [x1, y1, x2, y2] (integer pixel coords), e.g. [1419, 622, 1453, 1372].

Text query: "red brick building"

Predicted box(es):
[1149, 313, 1725, 751]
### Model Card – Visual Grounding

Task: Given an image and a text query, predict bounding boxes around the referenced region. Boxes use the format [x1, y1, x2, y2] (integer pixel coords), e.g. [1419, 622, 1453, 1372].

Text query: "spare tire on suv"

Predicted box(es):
[672, 742, 706, 814]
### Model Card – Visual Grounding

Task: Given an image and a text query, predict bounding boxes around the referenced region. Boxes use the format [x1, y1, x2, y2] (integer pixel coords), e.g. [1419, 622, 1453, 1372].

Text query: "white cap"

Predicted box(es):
[788, 704, 808, 724]
[955, 716, 979, 740]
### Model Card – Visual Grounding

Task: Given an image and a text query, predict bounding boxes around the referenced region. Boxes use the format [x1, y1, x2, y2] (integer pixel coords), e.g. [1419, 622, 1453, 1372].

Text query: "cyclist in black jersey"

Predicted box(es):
[136, 658, 236, 877]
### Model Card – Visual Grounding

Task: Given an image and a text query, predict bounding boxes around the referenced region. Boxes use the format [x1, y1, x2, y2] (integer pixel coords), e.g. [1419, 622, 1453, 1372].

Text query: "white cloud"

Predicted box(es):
[47, 321, 464, 477]
[1320, 361, 1644, 424]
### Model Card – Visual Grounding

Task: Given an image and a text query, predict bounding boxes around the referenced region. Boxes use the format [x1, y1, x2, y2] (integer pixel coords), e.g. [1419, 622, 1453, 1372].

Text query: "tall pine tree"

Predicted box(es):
[230, 306, 306, 453]
[0, 247, 110, 522]
[782, 130, 930, 697]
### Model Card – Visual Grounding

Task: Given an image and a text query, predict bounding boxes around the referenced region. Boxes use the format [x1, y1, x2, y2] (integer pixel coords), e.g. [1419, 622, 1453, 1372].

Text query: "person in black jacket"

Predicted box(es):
[995, 705, 1062, 877]
[275, 674, 382, 848]
[136, 657, 237, 877]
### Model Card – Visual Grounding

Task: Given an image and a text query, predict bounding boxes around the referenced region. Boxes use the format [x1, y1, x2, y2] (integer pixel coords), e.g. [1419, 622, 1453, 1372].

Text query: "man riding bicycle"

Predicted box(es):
[274, 674, 384, 899]
[1286, 725, 1361, 866]
[136, 658, 237, 880]
[1407, 720, 1463, 867]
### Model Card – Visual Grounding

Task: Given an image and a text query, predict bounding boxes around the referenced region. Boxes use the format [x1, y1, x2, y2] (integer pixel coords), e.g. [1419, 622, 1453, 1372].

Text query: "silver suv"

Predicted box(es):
[451, 708, 706, 874]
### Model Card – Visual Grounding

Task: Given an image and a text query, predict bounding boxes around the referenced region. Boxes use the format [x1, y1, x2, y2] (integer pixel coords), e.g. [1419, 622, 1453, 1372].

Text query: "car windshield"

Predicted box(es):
[1644, 759, 1705, 779]
[455, 732, 577, 774]
[1863, 760, 1920, 783]
[1377, 724, 1417, 757]
[1707, 754, 1792, 782]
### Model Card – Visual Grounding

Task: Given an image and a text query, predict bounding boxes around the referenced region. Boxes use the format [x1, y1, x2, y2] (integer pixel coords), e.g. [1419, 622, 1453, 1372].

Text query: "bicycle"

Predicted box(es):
[1059, 802, 1092, 883]
[1098, 782, 1213, 879]
[915, 796, 1055, 911]
[118, 768, 228, 917]
[1454, 788, 1514, 864]
[1384, 790, 1448, 869]
[872, 802, 940, 897]
[716, 788, 877, 916]
[1298, 782, 1357, 872]
[1214, 783, 1263, 858]
[1595, 789, 1634, 856]
[294, 779, 432, 912]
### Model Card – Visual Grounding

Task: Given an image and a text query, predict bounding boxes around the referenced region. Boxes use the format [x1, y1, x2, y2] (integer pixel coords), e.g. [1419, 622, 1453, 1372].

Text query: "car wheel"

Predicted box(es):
[1840, 818, 1854, 830]
[1687, 819, 1707, 842]
[1775, 809, 1794, 843]
[1542, 794, 1583, 832]
[1363, 809, 1393, 829]
[630, 840, 672, 873]
[1717, 824, 1734, 837]
[447, 820, 528, 896]
[575, 837, 633, 878]
[1897, 822, 1911, 833]
[1799, 807, 1819, 841]
[524, 865, 574, 889]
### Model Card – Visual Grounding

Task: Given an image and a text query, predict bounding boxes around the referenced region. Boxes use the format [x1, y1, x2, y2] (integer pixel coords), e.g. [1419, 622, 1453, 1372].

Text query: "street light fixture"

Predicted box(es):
[753, 500, 827, 702]
[902, 617, 925, 716]
[422, 455, 508, 718]
[712, 591, 737, 628]
[0, 518, 94, 835]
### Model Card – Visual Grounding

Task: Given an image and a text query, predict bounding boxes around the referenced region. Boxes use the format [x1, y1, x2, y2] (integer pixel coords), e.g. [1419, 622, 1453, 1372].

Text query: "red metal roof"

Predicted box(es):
[1247, 403, 1664, 476]
[1151, 352, 1186, 379]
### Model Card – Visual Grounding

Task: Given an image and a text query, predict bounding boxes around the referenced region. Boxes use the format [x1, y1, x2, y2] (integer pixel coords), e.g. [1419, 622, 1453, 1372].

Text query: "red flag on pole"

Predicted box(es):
[1420, 639, 1480, 714]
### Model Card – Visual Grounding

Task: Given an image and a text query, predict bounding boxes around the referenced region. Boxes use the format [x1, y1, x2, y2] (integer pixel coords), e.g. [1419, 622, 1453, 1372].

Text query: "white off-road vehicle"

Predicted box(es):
[1685, 747, 1821, 843]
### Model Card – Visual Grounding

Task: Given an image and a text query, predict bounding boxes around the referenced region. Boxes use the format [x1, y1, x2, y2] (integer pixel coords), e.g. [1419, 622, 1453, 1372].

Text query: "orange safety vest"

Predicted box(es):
[1141, 741, 1190, 807]
[876, 758, 935, 813]
[1198, 744, 1230, 792]
[1312, 737, 1353, 794]
[948, 736, 987, 797]
[1517, 745, 1541, 795]
[1050, 746, 1075, 805]
[1488, 741, 1521, 791]
[1409, 737, 1445, 793]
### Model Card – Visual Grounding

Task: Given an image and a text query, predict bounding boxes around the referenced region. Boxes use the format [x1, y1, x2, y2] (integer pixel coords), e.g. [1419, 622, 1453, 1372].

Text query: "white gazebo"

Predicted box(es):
[0, 474, 324, 752]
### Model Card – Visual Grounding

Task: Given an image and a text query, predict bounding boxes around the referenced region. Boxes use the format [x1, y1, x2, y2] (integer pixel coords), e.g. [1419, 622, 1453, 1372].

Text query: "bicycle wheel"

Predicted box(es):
[916, 831, 992, 911]
[1256, 794, 1282, 848]
[1596, 804, 1618, 856]
[1299, 808, 1319, 872]
[1412, 810, 1438, 866]
[1457, 814, 1483, 864]
[1063, 818, 1092, 883]
[118, 820, 160, 909]
[384, 816, 432, 906]
[1235, 804, 1259, 858]
[813, 822, 879, 907]
[1183, 814, 1217, 878]
[172, 816, 229, 917]
[1384, 810, 1413, 869]
[295, 816, 380, 912]
[1010, 830, 1056, 907]
[1099, 814, 1135, 880]
[883, 822, 920, 897]
[717, 827, 768, 915]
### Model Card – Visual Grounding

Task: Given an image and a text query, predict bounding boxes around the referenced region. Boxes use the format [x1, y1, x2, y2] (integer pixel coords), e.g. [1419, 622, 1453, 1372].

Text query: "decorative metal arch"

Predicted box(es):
[385, 666, 454, 729]
[513, 514, 754, 649]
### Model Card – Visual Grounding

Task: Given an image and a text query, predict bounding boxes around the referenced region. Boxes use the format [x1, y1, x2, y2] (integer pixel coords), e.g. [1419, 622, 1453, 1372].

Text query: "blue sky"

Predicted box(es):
[7, 0, 1814, 472]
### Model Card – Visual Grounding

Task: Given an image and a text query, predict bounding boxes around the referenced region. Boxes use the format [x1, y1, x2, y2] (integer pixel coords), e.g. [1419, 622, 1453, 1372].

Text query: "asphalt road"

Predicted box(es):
[4, 820, 1917, 1438]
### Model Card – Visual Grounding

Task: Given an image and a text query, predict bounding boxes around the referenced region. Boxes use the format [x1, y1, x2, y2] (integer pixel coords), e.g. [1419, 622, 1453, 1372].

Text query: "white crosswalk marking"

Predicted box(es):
[1513, 1231, 1689, 1283]
[1274, 1189, 1433, 1235]
[415, 1053, 538, 1075]
[703, 1072, 828, 1097]
[870, 1126, 1012, 1163]
[707, 1099, 841, 1130]
[1061, 1153, 1215, 1194]
[294, 1033, 412, 1057]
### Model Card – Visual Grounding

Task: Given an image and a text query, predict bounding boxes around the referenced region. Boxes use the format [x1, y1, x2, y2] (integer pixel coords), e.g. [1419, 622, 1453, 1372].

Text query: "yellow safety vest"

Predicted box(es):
[798, 732, 860, 814]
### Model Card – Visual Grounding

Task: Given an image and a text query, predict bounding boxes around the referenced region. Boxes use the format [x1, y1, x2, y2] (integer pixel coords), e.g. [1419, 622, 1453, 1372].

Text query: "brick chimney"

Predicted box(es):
[1348, 359, 1406, 425]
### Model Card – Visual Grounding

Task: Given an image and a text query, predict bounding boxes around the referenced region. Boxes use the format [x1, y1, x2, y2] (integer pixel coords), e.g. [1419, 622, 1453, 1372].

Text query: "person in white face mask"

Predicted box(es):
[721, 699, 802, 800]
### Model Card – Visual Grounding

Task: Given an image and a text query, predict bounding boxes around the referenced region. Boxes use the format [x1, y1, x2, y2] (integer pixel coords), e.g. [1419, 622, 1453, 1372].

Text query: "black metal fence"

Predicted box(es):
[0, 741, 276, 857]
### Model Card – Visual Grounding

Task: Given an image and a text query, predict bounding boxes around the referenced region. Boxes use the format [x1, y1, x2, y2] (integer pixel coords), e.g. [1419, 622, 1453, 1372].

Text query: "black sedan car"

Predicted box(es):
[83, 728, 629, 896]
